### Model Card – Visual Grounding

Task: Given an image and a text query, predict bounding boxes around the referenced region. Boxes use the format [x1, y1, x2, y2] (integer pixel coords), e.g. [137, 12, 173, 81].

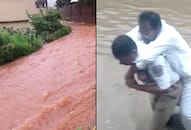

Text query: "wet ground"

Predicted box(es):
[0, 24, 96, 130]
[97, 0, 191, 130]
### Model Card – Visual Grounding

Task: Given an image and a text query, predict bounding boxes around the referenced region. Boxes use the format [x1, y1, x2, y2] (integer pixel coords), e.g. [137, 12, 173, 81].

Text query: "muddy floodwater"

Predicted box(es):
[97, 0, 191, 130]
[0, 1, 96, 130]
[0, 24, 96, 130]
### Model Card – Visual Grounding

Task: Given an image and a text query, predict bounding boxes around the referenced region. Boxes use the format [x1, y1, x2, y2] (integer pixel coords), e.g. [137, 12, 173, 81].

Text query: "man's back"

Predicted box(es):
[146, 21, 191, 77]
[128, 20, 191, 78]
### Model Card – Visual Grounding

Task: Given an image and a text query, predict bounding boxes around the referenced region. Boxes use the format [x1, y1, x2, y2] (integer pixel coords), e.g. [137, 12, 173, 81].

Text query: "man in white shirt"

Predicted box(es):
[112, 35, 182, 130]
[137, 57, 183, 130]
[126, 11, 191, 130]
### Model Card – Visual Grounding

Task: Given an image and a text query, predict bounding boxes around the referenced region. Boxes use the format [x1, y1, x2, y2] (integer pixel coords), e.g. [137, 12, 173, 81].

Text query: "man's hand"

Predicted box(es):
[125, 75, 138, 89]
[125, 64, 138, 89]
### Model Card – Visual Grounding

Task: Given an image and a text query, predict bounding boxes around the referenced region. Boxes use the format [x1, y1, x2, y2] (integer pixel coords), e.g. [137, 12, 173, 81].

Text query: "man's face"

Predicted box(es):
[139, 21, 158, 43]
[118, 51, 137, 65]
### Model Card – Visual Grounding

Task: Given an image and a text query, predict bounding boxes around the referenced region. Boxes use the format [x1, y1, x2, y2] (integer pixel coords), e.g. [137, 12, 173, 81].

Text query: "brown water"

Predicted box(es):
[0, 24, 96, 130]
[97, 0, 191, 130]
[0, 1, 96, 129]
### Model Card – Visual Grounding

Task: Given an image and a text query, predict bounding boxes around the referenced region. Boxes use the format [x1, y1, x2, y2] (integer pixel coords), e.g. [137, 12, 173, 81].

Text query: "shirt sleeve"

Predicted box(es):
[126, 26, 142, 42]
[147, 55, 171, 90]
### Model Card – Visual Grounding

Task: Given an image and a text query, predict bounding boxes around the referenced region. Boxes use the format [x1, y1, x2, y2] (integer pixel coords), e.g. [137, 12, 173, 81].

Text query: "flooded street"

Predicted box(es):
[97, 0, 191, 130]
[0, 1, 96, 130]
[0, 24, 95, 130]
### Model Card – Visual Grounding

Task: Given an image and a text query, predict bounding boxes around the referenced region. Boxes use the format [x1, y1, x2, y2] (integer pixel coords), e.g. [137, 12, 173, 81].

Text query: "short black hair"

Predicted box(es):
[111, 35, 137, 59]
[139, 11, 162, 29]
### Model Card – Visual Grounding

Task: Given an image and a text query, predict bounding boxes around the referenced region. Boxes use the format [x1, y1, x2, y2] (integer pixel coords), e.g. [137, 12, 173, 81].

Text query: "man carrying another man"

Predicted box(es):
[112, 35, 182, 130]
[111, 11, 191, 130]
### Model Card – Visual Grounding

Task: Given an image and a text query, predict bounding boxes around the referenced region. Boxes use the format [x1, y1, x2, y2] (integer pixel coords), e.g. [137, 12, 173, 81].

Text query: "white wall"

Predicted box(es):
[0, 0, 39, 22]
[47, 0, 57, 9]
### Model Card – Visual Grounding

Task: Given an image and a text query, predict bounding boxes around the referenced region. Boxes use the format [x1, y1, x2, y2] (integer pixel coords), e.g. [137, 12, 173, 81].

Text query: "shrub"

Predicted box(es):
[54, 26, 71, 39]
[0, 27, 42, 65]
[0, 28, 11, 46]
[27, 9, 71, 42]
[0, 9, 71, 65]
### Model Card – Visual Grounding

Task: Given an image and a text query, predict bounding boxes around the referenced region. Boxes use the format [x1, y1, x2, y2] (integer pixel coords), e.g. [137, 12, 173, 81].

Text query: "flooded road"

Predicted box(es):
[97, 0, 191, 130]
[0, 1, 96, 129]
[0, 24, 95, 130]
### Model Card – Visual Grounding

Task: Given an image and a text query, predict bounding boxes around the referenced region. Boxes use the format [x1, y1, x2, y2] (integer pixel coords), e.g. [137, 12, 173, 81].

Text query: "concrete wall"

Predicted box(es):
[0, 0, 39, 22]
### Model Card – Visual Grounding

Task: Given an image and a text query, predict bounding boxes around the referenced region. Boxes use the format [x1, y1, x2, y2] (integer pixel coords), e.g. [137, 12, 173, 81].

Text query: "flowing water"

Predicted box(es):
[0, 23, 96, 130]
[0, 24, 96, 130]
[0, 1, 96, 129]
[97, 0, 191, 130]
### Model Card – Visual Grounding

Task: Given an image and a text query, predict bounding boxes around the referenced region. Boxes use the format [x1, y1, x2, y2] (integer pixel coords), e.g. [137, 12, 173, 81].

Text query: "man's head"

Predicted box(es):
[111, 35, 137, 65]
[138, 11, 162, 43]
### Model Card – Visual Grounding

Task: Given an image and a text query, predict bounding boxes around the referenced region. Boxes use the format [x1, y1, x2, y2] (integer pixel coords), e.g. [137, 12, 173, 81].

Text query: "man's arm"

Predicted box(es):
[133, 84, 169, 94]
[126, 56, 173, 94]
[125, 64, 168, 94]
[125, 64, 138, 88]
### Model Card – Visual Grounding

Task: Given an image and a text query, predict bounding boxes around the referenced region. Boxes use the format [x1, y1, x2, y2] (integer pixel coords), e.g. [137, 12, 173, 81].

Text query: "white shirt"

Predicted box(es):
[133, 44, 180, 89]
[127, 20, 191, 78]
[147, 55, 180, 90]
